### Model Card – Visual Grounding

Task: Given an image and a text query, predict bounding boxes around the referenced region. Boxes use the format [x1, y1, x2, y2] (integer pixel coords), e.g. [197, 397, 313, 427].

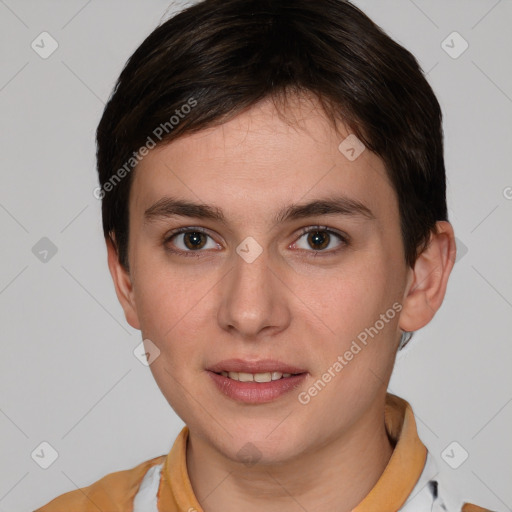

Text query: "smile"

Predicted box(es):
[215, 371, 294, 382]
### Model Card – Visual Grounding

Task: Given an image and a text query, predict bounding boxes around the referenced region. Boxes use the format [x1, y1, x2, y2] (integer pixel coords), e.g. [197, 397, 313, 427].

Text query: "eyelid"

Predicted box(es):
[164, 226, 211, 240]
[292, 225, 349, 253]
[295, 225, 349, 241]
[163, 226, 220, 257]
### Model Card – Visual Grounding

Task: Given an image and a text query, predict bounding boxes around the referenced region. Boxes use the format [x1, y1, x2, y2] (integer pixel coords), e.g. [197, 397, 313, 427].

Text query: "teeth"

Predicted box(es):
[220, 371, 295, 382]
[254, 372, 272, 382]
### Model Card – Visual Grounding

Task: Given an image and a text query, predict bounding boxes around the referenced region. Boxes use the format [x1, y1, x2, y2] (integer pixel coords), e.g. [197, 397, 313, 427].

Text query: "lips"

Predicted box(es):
[206, 359, 308, 404]
[207, 358, 307, 375]
[217, 371, 293, 382]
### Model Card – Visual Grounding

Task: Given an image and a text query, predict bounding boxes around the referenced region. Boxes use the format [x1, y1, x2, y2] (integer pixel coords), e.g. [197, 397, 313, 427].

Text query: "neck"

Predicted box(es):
[186, 398, 394, 512]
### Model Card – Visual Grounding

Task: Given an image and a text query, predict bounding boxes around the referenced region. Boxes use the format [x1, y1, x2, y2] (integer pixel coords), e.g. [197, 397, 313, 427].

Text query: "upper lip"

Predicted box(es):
[207, 358, 307, 374]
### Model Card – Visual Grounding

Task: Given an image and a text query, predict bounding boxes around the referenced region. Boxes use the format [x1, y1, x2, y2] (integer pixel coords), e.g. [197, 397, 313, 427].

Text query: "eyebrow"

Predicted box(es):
[143, 195, 375, 225]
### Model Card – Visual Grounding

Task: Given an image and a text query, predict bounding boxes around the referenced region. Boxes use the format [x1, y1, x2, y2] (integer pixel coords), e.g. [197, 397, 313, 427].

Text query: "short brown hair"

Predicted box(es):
[96, 0, 447, 271]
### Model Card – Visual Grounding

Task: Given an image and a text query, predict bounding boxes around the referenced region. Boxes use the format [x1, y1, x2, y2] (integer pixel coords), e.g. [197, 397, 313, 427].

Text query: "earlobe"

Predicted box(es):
[399, 221, 456, 332]
[106, 236, 141, 330]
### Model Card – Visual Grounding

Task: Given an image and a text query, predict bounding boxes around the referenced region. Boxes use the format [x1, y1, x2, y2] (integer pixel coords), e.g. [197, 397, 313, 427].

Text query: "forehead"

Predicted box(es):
[130, 95, 396, 225]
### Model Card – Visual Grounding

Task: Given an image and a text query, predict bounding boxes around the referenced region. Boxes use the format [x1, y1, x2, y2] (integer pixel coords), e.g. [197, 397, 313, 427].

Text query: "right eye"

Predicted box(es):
[163, 227, 221, 257]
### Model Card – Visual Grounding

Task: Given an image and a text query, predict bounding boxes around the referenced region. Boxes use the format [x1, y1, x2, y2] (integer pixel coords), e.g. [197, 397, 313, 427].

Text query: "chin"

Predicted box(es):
[206, 420, 310, 466]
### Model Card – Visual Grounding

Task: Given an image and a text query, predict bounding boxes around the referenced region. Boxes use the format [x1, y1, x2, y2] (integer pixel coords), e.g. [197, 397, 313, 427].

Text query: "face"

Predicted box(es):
[111, 94, 414, 464]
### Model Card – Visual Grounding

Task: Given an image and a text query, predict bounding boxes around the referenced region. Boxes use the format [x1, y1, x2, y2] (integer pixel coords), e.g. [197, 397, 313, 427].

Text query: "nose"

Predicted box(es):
[217, 244, 291, 340]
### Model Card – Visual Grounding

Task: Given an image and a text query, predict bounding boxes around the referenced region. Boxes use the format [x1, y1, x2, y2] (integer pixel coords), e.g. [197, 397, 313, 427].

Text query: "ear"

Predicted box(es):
[399, 221, 457, 332]
[106, 236, 141, 330]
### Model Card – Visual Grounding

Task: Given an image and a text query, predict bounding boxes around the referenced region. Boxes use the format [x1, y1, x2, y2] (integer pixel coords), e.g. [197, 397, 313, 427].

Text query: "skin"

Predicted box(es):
[107, 93, 456, 512]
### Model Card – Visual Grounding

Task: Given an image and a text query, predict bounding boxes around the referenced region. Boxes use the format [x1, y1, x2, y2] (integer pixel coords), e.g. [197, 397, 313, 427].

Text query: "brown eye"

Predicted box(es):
[164, 228, 219, 256]
[293, 227, 348, 255]
[182, 231, 208, 250]
[307, 230, 330, 251]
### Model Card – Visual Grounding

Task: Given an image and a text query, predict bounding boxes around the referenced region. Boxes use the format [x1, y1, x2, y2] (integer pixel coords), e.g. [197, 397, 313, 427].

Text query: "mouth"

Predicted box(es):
[206, 359, 308, 404]
[213, 370, 297, 382]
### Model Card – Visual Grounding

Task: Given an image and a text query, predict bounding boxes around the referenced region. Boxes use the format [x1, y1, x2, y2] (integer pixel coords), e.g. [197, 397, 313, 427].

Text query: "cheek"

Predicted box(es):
[131, 258, 221, 374]
[132, 264, 191, 350]
[307, 258, 403, 389]
[316, 262, 395, 336]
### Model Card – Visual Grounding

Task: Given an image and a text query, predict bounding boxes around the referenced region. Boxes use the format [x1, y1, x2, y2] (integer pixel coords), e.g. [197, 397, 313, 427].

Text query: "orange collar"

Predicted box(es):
[353, 393, 427, 511]
[157, 393, 427, 511]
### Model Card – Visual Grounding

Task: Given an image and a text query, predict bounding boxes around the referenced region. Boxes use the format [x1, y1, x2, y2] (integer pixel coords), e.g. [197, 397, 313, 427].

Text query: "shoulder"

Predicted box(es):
[402, 450, 495, 512]
[461, 504, 495, 512]
[33, 454, 167, 512]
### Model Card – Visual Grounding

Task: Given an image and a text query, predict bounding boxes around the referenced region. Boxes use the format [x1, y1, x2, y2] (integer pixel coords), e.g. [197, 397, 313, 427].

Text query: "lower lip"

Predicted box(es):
[207, 371, 308, 404]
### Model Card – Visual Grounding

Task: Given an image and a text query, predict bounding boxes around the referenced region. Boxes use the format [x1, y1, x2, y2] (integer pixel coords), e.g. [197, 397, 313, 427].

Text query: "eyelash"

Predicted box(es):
[163, 225, 349, 258]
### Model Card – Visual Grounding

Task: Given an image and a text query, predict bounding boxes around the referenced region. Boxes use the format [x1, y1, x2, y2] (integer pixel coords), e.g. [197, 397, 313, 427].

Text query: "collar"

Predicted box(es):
[157, 393, 427, 512]
[353, 393, 427, 511]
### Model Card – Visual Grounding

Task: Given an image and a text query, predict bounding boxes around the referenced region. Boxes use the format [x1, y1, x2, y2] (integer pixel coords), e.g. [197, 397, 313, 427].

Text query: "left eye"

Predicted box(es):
[292, 228, 347, 253]
[166, 229, 219, 252]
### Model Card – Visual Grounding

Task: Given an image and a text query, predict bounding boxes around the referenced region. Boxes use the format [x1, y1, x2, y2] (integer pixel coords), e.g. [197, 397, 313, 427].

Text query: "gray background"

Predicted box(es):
[0, 1, 511, 510]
